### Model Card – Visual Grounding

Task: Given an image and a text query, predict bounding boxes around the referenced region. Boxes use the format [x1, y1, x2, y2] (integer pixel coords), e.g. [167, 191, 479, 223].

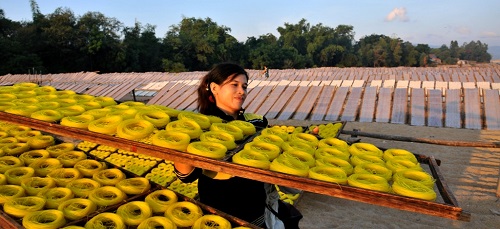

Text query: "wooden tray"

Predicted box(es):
[0, 112, 471, 222]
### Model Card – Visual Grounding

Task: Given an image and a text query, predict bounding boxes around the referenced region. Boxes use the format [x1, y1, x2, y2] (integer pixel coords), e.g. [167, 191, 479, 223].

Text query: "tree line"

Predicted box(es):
[0, 2, 493, 75]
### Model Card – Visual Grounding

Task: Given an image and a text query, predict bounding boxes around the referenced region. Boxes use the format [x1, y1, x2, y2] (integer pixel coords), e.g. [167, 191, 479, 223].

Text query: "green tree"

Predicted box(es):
[162, 17, 241, 71]
[123, 22, 162, 72]
[76, 12, 124, 72]
[39, 7, 81, 73]
[461, 40, 491, 62]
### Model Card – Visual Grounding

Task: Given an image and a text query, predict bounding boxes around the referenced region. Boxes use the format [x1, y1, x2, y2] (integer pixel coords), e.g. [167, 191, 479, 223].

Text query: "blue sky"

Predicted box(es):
[2, 0, 499, 47]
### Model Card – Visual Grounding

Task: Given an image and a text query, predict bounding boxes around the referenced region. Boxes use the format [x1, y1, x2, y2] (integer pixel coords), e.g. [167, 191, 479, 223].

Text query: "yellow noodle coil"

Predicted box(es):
[65, 178, 101, 198]
[348, 142, 383, 158]
[88, 115, 124, 135]
[116, 118, 155, 140]
[57, 151, 87, 167]
[270, 154, 309, 177]
[244, 141, 281, 160]
[0, 156, 24, 173]
[137, 216, 177, 229]
[200, 131, 237, 150]
[354, 163, 393, 181]
[88, 186, 127, 207]
[3, 196, 46, 218]
[253, 134, 285, 148]
[4, 167, 35, 185]
[37, 187, 74, 209]
[314, 147, 350, 162]
[187, 141, 227, 159]
[116, 201, 153, 226]
[393, 169, 435, 188]
[92, 168, 126, 186]
[29, 158, 62, 177]
[30, 109, 63, 122]
[47, 168, 83, 187]
[60, 114, 95, 129]
[192, 214, 232, 229]
[232, 149, 271, 170]
[308, 166, 348, 184]
[84, 212, 125, 229]
[228, 120, 256, 135]
[209, 123, 244, 141]
[21, 176, 57, 196]
[281, 141, 315, 155]
[27, 134, 55, 149]
[164, 201, 203, 228]
[166, 119, 203, 139]
[2, 142, 30, 156]
[383, 148, 418, 164]
[178, 111, 211, 130]
[392, 178, 437, 201]
[0, 185, 26, 204]
[116, 177, 151, 195]
[152, 130, 191, 151]
[145, 189, 179, 213]
[19, 149, 50, 166]
[46, 142, 75, 158]
[315, 156, 353, 175]
[22, 209, 66, 229]
[347, 173, 391, 193]
[135, 110, 171, 128]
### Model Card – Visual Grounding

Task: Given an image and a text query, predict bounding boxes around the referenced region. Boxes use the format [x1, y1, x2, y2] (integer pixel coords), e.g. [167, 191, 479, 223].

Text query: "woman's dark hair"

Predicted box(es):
[197, 62, 249, 114]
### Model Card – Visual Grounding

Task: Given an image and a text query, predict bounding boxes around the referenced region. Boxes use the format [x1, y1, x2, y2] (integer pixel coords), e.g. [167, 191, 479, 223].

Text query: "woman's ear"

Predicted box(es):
[210, 82, 218, 94]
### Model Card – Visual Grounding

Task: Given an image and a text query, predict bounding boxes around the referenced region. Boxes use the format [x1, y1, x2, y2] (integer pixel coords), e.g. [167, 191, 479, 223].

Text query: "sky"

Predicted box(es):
[1, 0, 500, 47]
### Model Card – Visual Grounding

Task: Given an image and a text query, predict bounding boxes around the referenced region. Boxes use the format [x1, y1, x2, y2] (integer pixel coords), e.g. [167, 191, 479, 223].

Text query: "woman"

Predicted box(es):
[174, 62, 270, 226]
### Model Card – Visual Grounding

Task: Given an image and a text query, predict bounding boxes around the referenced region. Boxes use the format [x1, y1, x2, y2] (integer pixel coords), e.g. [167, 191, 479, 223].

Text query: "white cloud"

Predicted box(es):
[480, 31, 499, 38]
[455, 26, 471, 35]
[385, 7, 409, 22]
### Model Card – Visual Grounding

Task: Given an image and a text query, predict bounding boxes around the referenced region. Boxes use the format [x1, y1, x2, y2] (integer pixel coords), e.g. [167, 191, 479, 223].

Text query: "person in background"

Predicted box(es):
[262, 66, 270, 78]
[174, 62, 271, 227]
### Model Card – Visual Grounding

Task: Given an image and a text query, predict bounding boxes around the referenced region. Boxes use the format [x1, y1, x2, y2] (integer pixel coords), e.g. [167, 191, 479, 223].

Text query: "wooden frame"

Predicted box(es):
[0, 112, 471, 222]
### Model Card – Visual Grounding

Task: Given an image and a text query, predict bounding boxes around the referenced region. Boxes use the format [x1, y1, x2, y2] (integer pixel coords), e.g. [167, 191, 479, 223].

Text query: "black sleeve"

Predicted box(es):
[245, 116, 269, 128]
[174, 166, 202, 183]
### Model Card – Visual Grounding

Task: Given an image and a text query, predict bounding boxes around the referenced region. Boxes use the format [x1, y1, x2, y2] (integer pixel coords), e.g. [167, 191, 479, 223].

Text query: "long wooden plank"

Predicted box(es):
[168, 83, 199, 109]
[112, 82, 143, 100]
[154, 81, 189, 106]
[410, 88, 426, 126]
[147, 81, 177, 104]
[278, 82, 310, 120]
[427, 89, 444, 127]
[242, 81, 269, 112]
[463, 88, 482, 129]
[292, 82, 322, 120]
[358, 87, 378, 122]
[340, 87, 362, 121]
[483, 89, 500, 130]
[324, 87, 349, 121]
[390, 88, 408, 124]
[0, 112, 471, 222]
[255, 81, 289, 116]
[309, 85, 335, 121]
[245, 81, 277, 114]
[265, 82, 299, 119]
[445, 89, 462, 128]
[375, 87, 392, 123]
[84, 84, 109, 96]
[155, 81, 194, 107]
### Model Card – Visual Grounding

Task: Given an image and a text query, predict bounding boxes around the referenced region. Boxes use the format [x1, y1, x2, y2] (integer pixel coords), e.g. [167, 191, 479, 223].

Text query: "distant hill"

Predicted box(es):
[489, 46, 500, 60]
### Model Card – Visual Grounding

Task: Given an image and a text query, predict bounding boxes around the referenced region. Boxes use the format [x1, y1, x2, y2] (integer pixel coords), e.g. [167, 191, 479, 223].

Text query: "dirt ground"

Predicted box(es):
[267, 120, 500, 229]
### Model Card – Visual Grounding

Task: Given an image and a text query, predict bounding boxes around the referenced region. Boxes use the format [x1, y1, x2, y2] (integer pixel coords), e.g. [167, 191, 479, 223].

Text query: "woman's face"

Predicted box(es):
[211, 74, 248, 116]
